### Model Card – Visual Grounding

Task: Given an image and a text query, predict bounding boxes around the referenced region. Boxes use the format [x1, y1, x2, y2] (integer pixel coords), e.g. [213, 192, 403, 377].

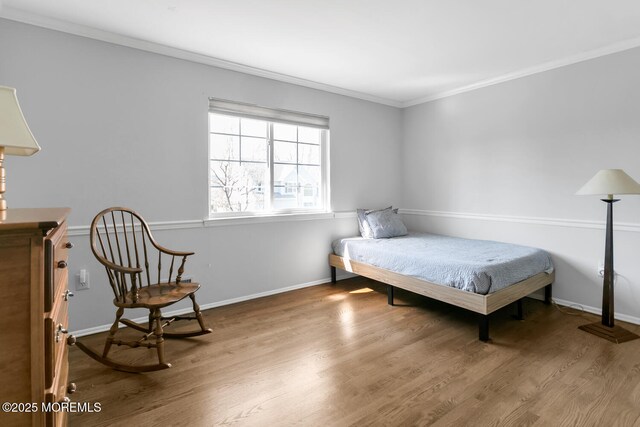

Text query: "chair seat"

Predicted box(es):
[115, 282, 201, 308]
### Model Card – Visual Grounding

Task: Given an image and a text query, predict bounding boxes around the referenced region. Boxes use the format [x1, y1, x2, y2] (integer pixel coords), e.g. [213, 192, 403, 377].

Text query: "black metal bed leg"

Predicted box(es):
[544, 284, 552, 305]
[479, 315, 490, 342]
[387, 285, 394, 306]
[330, 266, 336, 284]
[515, 299, 524, 320]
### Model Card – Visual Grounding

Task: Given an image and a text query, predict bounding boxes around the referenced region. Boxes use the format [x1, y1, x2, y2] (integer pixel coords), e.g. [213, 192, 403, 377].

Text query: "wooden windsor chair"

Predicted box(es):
[74, 207, 212, 372]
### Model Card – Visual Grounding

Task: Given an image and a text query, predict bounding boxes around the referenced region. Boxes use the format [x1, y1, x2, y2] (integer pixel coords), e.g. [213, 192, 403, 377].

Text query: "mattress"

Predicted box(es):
[332, 232, 554, 295]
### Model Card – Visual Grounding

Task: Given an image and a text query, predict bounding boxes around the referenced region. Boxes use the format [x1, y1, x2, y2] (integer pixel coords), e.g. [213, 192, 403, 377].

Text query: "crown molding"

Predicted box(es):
[4, 6, 640, 110]
[0, 7, 402, 108]
[402, 36, 640, 108]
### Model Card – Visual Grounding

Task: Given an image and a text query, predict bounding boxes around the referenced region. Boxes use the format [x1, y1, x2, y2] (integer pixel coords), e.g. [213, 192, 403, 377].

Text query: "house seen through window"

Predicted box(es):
[208, 99, 329, 216]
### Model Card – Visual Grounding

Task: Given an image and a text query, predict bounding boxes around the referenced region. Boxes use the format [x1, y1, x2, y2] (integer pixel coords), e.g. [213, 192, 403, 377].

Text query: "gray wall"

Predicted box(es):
[3, 17, 640, 331]
[0, 19, 403, 331]
[402, 47, 640, 322]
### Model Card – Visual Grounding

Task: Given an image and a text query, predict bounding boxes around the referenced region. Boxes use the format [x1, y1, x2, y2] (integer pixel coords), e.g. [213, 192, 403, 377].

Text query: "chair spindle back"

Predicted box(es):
[90, 207, 190, 303]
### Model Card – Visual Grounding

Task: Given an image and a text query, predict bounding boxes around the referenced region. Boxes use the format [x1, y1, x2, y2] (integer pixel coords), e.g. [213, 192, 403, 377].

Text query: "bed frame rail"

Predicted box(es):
[329, 254, 554, 341]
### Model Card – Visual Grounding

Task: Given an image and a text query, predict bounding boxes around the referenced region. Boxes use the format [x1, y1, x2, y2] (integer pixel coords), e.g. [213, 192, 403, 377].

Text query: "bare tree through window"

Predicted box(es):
[209, 112, 325, 215]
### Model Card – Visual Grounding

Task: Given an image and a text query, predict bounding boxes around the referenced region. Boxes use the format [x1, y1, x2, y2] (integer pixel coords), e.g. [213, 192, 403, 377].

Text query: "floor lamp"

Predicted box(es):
[576, 169, 640, 343]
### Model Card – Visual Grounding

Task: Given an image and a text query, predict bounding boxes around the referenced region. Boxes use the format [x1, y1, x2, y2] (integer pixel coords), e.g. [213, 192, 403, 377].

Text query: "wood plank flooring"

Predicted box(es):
[69, 278, 640, 426]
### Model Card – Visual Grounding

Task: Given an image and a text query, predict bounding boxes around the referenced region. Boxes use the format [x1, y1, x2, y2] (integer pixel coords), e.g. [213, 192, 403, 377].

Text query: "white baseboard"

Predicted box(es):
[71, 273, 351, 337]
[525, 294, 640, 325]
[551, 297, 640, 326]
[72, 275, 639, 338]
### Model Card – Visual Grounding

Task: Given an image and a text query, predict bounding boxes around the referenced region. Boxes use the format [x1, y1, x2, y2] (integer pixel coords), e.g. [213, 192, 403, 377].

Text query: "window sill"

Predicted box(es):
[204, 211, 349, 227]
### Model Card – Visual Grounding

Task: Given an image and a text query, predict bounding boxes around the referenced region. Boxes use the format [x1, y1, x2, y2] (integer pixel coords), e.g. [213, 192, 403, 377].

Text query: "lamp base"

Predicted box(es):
[578, 322, 639, 343]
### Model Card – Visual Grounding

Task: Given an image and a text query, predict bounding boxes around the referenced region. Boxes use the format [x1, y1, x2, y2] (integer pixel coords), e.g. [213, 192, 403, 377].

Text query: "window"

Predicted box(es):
[208, 99, 329, 216]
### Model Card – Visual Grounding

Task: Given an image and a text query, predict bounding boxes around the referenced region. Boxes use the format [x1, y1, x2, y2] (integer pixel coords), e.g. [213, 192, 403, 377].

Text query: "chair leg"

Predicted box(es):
[189, 293, 210, 332]
[103, 307, 124, 358]
[152, 308, 167, 366]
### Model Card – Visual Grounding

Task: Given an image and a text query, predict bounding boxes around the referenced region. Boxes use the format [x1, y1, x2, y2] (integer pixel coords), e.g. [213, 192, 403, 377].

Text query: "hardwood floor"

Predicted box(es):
[69, 278, 640, 426]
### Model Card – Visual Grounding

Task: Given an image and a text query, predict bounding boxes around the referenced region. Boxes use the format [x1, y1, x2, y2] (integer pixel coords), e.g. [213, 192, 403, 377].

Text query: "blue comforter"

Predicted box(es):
[332, 232, 554, 294]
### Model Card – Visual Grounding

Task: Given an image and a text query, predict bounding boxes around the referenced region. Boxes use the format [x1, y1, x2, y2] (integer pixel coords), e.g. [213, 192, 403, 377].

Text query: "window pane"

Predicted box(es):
[209, 114, 239, 134]
[298, 165, 320, 187]
[298, 165, 321, 208]
[210, 134, 240, 161]
[297, 185, 319, 208]
[210, 187, 264, 213]
[273, 186, 298, 209]
[273, 164, 298, 209]
[241, 137, 267, 162]
[298, 127, 320, 144]
[274, 164, 297, 187]
[273, 123, 297, 141]
[210, 161, 267, 212]
[298, 143, 320, 165]
[210, 187, 231, 213]
[241, 118, 267, 138]
[274, 141, 297, 163]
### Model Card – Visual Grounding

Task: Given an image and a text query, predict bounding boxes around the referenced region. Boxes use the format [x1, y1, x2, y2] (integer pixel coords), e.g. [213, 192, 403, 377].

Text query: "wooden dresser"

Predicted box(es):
[0, 208, 73, 427]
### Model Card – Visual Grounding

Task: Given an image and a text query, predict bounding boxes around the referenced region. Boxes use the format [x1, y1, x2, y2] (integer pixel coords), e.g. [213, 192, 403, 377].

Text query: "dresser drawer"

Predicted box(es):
[44, 290, 69, 389]
[44, 349, 69, 427]
[45, 222, 70, 313]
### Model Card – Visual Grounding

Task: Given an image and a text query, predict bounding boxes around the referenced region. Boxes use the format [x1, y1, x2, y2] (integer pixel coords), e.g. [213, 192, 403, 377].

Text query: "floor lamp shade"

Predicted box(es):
[576, 169, 640, 198]
[0, 86, 41, 210]
[576, 168, 640, 343]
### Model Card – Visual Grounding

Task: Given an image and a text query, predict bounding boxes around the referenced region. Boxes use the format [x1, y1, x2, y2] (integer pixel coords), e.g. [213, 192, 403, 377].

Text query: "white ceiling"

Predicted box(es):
[3, 0, 640, 107]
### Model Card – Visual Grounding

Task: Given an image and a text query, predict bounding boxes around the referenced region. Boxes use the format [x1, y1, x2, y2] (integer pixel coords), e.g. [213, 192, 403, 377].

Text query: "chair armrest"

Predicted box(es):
[95, 257, 143, 275]
[153, 243, 195, 258]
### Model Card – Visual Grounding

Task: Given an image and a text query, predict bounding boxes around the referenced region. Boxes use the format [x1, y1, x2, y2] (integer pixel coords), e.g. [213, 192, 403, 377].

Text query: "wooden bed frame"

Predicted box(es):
[329, 254, 554, 341]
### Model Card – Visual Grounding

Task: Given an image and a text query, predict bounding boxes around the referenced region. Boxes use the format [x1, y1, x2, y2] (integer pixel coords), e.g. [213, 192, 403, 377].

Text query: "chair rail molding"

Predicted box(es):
[67, 211, 357, 236]
[398, 209, 640, 233]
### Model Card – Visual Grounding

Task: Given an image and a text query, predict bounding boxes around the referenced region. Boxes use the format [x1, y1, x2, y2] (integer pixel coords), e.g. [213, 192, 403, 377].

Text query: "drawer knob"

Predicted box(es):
[65, 242, 74, 249]
[61, 396, 71, 404]
[67, 335, 76, 346]
[63, 289, 74, 301]
[57, 260, 67, 269]
[67, 383, 77, 395]
[55, 324, 68, 343]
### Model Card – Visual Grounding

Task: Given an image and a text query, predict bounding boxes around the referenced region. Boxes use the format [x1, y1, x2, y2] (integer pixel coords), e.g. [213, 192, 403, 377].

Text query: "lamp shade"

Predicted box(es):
[576, 169, 640, 197]
[0, 86, 41, 156]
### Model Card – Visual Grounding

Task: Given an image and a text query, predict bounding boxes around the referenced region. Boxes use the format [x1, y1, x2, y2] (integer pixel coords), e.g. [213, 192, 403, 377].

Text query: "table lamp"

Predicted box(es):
[0, 86, 41, 210]
[576, 169, 640, 343]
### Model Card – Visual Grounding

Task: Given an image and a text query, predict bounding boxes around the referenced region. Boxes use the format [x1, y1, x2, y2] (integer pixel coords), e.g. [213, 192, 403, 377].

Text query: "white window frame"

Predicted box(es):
[207, 98, 330, 219]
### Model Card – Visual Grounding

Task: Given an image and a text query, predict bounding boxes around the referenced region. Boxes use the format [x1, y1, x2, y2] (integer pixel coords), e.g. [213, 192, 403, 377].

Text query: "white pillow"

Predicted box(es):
[357, 206, 391, 238]
[365, 208, 407, 239]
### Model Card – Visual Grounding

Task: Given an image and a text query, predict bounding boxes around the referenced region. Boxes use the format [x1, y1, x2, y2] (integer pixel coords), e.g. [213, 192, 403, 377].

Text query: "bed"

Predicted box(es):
[329, 232, 555, 341]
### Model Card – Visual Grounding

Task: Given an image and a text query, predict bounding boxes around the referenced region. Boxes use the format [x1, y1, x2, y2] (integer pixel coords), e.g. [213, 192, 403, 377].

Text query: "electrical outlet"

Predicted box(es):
[76, 269, 90, 290]
[598, 261, 605, 277]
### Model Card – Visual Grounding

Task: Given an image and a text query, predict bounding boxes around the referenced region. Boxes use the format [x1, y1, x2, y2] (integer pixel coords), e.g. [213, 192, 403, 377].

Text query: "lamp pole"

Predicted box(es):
[601, 198, 618, 327]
